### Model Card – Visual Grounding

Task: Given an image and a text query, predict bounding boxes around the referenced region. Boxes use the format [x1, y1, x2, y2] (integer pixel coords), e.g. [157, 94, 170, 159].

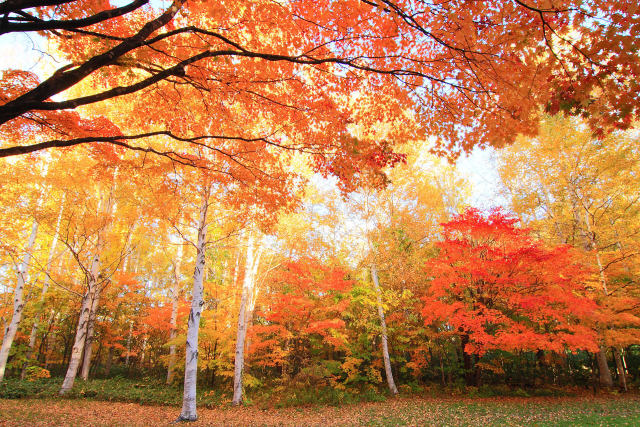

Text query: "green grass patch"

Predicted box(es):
[0, 377, 227, 407]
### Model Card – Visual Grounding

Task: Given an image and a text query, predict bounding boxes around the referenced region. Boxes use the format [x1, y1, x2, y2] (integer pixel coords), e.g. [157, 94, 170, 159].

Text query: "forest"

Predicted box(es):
[1, 0, 640, 425]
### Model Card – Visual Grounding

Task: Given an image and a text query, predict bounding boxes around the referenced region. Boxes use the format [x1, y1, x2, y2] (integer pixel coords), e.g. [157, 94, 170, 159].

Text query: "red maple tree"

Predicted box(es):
[422, 208, 599, 360]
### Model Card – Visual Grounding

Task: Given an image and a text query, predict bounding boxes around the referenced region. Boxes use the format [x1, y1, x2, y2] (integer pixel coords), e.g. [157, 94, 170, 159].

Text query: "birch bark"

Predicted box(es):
[22, 200, 65, 379]
[0, 218, 39, 381]
[178, 193, 209, 421]
[60, 183, 117, 393]
[59, 251, 100, 394]
[371, 265, 398, 395]
[80, 288, 101, 380]
[232, 233, 261, 405]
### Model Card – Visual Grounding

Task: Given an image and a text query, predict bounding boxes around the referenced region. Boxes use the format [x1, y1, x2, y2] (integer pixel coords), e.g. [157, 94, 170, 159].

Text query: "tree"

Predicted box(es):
[497, 115, 640, 388]
[178, 183, 210, 421]
[248, 258, 352, 384]
[232, 231, 265, 406]
[1, 0, 639, 163]
[422, 208, 599, 385]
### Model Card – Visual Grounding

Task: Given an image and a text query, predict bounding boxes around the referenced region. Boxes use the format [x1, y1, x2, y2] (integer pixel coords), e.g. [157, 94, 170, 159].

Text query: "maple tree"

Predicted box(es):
[1, 0, 640, 166]
[422, 208, 599, 384]
[248, 258, 352, 380]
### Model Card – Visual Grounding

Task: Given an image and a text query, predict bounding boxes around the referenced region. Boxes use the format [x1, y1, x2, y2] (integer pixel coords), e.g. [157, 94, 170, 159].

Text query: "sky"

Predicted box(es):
[1, 33, 51, 75]
[457, 147, 505, 210]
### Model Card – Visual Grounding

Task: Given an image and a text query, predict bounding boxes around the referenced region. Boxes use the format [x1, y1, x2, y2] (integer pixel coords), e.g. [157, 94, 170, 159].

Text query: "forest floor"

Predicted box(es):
[1, 395, 639, 426]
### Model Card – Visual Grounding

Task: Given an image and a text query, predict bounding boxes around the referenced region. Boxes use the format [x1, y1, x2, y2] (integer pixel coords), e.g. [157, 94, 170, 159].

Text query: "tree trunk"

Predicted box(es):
[613, 348, 627, 391]
[231, 248, 241, 306]
[461, 334, 475, 386]
[583, 211, 615, 385]
[595, 348, 613, 388]
[167, 243, 183, 384]
[0, 218, 39, 381]
[80, 289, 101, 380]
[105, 346, 114, 377]
[232, 234, 260, 406]
[370, 265, 398, 395]
[37, 310, 56, 365]
[90, 340, 103, 377]
[59, 248, 100, 394]
[243, 247, 264, 356]
[22, 200, 64, 379]
[125, 321, 132, 366]
[59, 286, 94, 394]
[178, 193, 209, 422]
[140, 335, 148, 369]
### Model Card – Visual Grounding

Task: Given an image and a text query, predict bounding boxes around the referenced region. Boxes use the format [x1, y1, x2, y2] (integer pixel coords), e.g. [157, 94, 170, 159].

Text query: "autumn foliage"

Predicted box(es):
[249, 259, 352, 372]
[422, 208, 599, 355]
[1, 0, 640, 420]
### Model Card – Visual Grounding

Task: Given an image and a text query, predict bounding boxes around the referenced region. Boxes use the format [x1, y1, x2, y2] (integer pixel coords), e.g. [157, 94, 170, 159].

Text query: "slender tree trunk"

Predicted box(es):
[243, 247, 263, 355]
[125, 321, 132, 366]
[90, 340, 103, 377]
[37, 310, 56, 364]
[232, 234, 259, 406]
[613, 348, 627, 391]
[105, 346, 114, 377]
[22, 201, 65, 379]
[178, 193, 209, 421]
[59, 286, 94, 394]
[582, 211, 615, 385]
[140, 335, 148, 369]
[59, 246, 101, 394]
[595, 348, 613, 388]
[80, 289, 101, 380]
[461, 334, 475, 386]
[167, 243, 183, 384]
[370, 265, 398, 395]
[0, 218, 39, 381]
[231, 248, 241, 306]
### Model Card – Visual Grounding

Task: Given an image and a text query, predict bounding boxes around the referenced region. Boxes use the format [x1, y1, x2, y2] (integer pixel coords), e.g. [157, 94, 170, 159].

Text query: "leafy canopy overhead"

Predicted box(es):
[0, 0, 639, 167]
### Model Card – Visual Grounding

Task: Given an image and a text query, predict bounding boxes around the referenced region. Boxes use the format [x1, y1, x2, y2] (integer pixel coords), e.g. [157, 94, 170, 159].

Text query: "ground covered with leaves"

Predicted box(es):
[1, 395, 639, 426]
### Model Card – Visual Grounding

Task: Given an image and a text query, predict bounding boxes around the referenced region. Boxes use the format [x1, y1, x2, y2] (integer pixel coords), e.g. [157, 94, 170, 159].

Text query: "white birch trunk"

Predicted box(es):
[247, 248, 264, 316]
[61, 187, 115, 392]
[140, 335, 148, 368]
[178, 195, 209, 421]
[232, 234, 258, 405]
[167, 243, 183, 384]
[244, 247, 264, 353]
[59, 250, 100, 394]
[125, 321, 132, 366]
[371, 265, 399, 395]
[80, 289, 101, 380]
[0, 218, 39, 381]
[231, 248, 241, 307]
[22, 200, 65, 378]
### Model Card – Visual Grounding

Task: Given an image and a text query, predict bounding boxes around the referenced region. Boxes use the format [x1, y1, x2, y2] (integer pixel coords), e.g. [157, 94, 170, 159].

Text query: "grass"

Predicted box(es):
[2, 377, 639, 425]
[0, 377, 227, 406]
[0, 377, 390, 408]
[0, 395, 639, 426]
